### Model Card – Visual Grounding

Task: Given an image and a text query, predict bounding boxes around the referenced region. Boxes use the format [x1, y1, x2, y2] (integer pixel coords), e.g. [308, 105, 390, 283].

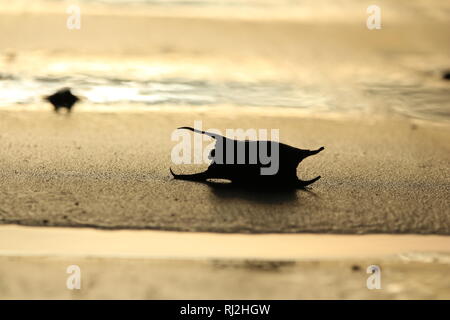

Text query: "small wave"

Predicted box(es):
[1, 72, 449, 122]
[0, 73, 333, 110]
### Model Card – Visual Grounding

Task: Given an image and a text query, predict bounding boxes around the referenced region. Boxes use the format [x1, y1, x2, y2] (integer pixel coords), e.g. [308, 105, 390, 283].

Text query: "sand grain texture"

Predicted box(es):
[0, 110, 448, 234]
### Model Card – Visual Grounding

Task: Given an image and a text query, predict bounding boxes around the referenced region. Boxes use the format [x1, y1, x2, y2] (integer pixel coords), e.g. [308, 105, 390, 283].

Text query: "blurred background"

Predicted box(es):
[1, 0, 449, 121]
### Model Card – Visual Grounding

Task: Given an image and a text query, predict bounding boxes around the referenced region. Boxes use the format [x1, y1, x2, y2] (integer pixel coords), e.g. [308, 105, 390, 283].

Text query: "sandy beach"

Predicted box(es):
[1, 225, 449, 299]
[1, 0, 449, 300]
[0, 109, 449, 233]
[2, 108, 448, 299]
[2, 254, 450, 299]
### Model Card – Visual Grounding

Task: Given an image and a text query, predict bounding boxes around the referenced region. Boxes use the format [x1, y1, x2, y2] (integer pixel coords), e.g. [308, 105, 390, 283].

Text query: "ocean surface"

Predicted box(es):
[1, 0, 449, 122]
[1, 70, 449, 121]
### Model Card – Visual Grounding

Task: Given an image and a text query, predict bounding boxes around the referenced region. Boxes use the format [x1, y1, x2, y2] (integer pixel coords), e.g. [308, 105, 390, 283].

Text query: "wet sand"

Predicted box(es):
[0, 109, 449, 234]
[2, 254, 449, 299]
[1, 225, 449, 299]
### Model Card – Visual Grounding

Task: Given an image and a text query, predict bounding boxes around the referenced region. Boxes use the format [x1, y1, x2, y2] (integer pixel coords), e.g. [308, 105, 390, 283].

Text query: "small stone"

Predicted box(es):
[44, 88, 80, 113]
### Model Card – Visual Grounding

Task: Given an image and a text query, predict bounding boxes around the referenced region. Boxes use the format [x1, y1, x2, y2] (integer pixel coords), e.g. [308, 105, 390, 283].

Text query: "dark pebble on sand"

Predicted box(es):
[442, 71, 450, 80]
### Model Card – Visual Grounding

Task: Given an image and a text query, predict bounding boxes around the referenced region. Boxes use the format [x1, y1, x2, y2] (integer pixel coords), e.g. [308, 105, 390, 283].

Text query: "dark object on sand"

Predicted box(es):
[351, 265, 361, 272]
[44, 88, 80, 113]
[443, 71, 450, 80]
[170, 127, 324, 188]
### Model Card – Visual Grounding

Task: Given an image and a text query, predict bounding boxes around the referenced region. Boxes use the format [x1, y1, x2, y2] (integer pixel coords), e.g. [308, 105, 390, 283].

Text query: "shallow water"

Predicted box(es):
[1, 0, 449, 122]
[1, 68, 449, 122]
[0, 73, 332, 109]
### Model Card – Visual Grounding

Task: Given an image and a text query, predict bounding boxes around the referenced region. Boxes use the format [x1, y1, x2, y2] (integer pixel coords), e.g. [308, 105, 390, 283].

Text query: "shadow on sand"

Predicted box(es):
[203, 179, 318, 204]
